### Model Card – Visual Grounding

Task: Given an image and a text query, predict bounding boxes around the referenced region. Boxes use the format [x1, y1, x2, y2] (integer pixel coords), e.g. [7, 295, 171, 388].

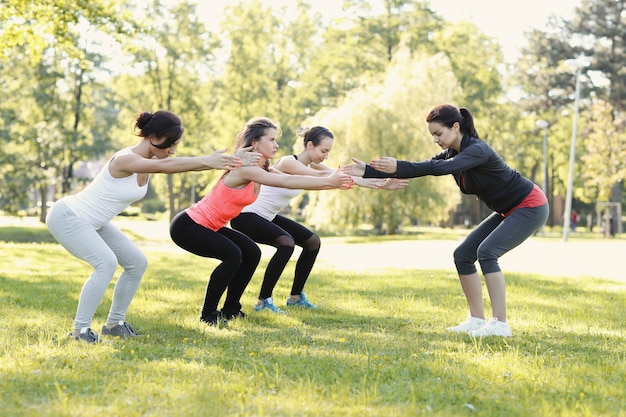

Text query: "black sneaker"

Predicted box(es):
[68, 327, 102, 344]
[221, 309, 247, 320]
[200, 310, 228, 326]
[101, 321, 142, 337]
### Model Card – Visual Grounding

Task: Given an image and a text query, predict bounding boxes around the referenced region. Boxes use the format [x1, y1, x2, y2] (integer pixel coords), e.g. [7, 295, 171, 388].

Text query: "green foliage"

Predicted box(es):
[579, 100, 626, 203]
[1, 237, 625, 416]
[569, 0, 626, 112]
[212, 0, 322, 153]
[116, 0, 224, 217]
[0, 0, 138, 64]
[299, 0, 442, 113]
[431, 21, 503, 110]
[303, 52, 461, 234]
[513, 0, 626, 214]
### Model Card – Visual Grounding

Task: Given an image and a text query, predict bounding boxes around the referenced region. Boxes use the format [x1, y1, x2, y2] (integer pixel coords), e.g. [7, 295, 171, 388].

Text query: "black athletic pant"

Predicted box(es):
[230, 213, 320, 299]
[169, 211, 261, 318]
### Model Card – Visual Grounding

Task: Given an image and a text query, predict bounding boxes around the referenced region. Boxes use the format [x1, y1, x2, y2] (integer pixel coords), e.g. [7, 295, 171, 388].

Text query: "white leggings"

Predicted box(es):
[46, 200, 148, 331]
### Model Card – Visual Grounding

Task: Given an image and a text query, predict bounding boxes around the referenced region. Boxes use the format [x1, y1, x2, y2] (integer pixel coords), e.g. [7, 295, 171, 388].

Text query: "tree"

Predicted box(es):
[305, 51, 461, 234]
[299, 0, 441, 113]
[0, 0, 140, 220]
[513, 0, 626, 225]
[430, 21, 503, 111]
[568, 0, 626, 112]
[211, 0, 320, 151]
[121, 0, 222, 218]
[0, 0, 136, 64]
[579, 100, 626, 202]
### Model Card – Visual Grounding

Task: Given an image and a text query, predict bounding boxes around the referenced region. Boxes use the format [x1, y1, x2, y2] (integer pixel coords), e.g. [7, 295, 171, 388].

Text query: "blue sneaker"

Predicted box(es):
[286, 292, 316, 309]
[254, 297, 286, 314]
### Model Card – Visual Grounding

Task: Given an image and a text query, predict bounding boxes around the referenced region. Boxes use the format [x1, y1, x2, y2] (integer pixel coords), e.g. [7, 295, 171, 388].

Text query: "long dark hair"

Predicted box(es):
[134, 110, 184, 148]
[425, 104, 479, 138]
[235, 117, 279, 170]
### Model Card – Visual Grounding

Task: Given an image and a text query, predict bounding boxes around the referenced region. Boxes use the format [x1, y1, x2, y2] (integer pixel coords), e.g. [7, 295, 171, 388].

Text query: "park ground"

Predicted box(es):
[2, 215, 622, 283]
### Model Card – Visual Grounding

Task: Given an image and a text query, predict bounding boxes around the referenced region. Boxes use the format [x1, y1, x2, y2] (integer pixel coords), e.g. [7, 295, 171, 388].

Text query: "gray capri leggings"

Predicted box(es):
[454, 204, 549, 275]
[46, 200, 148, 331]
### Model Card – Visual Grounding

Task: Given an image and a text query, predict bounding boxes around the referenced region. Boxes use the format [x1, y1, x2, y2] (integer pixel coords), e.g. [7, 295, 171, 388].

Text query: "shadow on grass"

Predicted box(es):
[0, 226, 56, 243]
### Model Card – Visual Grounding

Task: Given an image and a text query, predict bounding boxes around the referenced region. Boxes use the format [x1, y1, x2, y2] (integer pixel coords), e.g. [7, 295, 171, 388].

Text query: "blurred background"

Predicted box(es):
[1, 0, 623, 238]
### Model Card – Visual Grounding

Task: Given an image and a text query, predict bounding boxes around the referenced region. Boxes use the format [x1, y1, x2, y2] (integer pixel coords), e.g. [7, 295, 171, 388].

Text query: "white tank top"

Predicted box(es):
[240, 155, 301, 221]
[63, 147, 149, 229]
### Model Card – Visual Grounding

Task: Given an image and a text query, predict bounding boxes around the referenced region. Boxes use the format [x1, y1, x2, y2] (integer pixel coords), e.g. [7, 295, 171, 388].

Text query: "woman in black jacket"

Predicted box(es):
[343, 104, 549, 337]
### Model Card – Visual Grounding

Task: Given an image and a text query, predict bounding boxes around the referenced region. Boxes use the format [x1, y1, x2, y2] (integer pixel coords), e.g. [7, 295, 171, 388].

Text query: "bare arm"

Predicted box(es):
[381, 178, 410, 190]
[273, 158, 333, 177]
[279, 159, 384, 189]
[224, 165, 353, 190]
[110, 149, 243, 176]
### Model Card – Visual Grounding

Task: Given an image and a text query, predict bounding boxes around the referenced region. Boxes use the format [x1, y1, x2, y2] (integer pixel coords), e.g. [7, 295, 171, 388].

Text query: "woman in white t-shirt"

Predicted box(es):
[230, 126, 407, 313]
[46, 110, 257, 343]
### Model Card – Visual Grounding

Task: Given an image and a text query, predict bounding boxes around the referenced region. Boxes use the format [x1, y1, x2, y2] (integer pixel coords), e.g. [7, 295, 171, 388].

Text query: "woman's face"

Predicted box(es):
[150, 135, 180, 159]
[428, 121, 461, 151]
[306, 136, 333, 164]
[254, 128, 279, 159]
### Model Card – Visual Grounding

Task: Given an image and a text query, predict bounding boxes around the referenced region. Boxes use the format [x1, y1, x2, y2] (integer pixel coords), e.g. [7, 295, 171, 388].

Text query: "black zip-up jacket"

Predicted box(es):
[363, 134, 534, 214]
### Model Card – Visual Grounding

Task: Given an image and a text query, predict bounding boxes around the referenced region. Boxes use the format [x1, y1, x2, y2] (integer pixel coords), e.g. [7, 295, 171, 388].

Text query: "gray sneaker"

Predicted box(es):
[68, 327, 102, 344]
[101, 321, 141, 337]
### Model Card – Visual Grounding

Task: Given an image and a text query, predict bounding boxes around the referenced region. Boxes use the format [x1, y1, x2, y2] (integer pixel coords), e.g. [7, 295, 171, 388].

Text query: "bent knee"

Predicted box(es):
[275, 234, 295, 248]
[133, 253, 149, 273]
[453, 245, 475, 265]
[95, 254, 120, 276]
[302, 234, 320, 252]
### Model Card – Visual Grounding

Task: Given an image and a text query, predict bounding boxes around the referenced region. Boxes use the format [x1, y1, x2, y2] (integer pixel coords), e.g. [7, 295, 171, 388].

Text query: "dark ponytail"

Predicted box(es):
[426, 104, 480, 139]
[459, 108, 478, 138]
[134, 110, 184, 148]
[297, 125, 334, 147]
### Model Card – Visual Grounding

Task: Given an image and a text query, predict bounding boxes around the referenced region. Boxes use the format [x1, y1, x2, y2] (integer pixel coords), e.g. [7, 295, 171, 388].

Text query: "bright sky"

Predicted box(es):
[196, 0, 580, 63]
[427, 0, 579, 62]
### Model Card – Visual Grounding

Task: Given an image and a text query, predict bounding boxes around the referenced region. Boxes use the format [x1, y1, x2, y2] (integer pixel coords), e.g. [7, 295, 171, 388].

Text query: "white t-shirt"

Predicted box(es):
[240, 155, 301, 221]
[63, 147, 149, 229]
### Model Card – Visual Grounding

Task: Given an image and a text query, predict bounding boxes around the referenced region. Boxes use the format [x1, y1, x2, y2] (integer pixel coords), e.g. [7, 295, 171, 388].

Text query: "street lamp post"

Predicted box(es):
[562, 57, 590, 242]
[536, 120, 549, 234]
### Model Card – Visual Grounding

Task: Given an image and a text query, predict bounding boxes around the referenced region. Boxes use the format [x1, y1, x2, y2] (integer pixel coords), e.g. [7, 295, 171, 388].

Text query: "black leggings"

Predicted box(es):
[230, 213, 320, 299]
[169, 211, 261, 318]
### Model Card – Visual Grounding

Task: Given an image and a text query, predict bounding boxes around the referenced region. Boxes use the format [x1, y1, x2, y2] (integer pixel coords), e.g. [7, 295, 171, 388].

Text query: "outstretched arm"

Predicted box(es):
[342, 157, 398, 179]
[369, 157, 398, 174]
[381, 178, 410, 190]
[228, 165, 354, 190]
[110, 148, 244, 176]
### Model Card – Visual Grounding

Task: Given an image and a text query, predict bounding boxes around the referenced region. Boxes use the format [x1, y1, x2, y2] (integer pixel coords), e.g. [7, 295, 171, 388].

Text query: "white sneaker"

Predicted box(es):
[468, 317, 512, 337]
[446, 316, 486, 333]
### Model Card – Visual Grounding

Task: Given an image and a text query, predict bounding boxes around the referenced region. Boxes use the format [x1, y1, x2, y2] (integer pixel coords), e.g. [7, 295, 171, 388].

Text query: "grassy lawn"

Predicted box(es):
[1, 222, 625, 416]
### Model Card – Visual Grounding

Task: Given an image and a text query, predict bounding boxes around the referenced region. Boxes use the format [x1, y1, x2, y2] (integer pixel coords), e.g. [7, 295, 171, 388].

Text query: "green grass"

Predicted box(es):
[0, 225, 57, 243]
[1, 226, 625, 416]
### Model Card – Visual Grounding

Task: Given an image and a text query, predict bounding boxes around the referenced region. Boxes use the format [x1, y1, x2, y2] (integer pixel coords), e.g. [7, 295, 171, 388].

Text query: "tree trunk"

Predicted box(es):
[168, 173, 176, 221]
[39, 184, 48, 224]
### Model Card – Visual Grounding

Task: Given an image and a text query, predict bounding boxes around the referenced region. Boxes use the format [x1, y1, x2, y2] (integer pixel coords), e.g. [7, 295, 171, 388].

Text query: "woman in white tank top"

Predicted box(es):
[46, 110, 258, 343]
[231, 126, 408, 314]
